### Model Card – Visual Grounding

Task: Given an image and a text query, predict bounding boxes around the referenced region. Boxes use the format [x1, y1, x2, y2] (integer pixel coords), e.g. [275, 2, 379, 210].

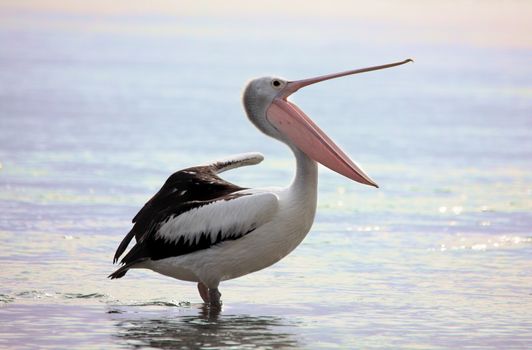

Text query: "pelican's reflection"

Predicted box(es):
[109, 303, 299, 349]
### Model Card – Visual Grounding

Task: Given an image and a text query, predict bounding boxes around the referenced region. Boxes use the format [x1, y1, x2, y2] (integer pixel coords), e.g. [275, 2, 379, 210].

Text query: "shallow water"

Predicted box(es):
[1, 1, 531, 349]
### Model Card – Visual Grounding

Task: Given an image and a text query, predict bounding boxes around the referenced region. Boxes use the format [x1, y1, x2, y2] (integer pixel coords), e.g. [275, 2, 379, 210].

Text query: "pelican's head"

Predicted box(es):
[243, 76, 290, 141]
[242, 59, 413, 188]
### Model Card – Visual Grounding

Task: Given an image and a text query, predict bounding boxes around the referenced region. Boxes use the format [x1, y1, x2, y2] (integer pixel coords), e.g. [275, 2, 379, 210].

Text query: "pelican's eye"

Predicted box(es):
[271, 79, 283, 89]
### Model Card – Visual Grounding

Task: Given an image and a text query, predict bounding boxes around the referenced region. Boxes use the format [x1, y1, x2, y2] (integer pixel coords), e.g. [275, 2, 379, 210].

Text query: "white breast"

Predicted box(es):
[145, 184, 317, 288]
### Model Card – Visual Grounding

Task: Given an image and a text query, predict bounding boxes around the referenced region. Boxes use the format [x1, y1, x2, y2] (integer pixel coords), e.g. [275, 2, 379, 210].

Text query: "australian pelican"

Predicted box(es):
[110, 59, 412, 306]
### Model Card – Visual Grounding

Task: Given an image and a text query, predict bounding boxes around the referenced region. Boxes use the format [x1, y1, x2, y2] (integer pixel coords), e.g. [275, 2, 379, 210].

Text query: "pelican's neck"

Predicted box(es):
[288, 146, 318, 207]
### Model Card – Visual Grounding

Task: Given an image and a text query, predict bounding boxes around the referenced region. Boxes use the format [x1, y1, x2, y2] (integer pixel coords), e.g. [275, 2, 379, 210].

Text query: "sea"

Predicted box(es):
[0, 1, 531, 349]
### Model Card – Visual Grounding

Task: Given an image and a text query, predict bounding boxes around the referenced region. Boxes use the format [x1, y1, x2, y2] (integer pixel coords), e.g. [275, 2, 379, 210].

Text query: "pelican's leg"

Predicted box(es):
[208, 288, 222, 307]
[197, 282, 209, 303]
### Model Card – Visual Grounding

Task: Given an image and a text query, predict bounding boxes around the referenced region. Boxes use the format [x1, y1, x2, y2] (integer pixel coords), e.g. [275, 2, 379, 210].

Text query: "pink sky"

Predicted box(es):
[1, 0, 531, 49]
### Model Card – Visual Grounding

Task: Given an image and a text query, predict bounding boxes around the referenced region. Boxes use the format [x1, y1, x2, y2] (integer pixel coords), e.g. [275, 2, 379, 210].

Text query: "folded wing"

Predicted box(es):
[110, 153, 277, 278]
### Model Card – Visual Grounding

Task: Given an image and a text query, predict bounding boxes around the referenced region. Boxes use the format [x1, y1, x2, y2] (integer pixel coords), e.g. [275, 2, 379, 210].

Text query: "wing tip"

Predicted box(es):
[112, 229, 136, 264]
[108, 265, 129, 279]
[108, 258, 147, 279]
[210, 152, 265, 173]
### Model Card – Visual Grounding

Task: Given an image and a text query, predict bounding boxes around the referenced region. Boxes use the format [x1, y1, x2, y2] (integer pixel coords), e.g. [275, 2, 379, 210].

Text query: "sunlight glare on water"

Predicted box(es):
[0, 1, 531, 349]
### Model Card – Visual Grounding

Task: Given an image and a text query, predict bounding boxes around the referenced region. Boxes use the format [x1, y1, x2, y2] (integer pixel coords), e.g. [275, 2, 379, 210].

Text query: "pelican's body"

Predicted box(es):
[142, 150, 316, 287]
[110, 59, 412, 305]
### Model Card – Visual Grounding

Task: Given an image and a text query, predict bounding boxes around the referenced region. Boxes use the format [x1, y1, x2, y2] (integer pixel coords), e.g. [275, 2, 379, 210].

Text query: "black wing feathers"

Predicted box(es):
[112, 165, 246, 265]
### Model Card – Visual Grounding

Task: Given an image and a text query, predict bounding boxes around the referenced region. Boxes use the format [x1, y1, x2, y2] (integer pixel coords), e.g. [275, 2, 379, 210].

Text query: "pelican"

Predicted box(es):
[110, 59, 412, 306]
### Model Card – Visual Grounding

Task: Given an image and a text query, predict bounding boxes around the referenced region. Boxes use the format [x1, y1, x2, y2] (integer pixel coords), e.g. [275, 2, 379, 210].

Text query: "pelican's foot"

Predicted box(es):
[197, 282, 222, 307]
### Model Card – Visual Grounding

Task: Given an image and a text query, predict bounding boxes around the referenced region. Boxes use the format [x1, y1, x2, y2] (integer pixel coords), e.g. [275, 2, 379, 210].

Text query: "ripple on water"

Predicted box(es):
[15, 290, 54, 299]
[435, 234, 532, 252]
[0, 294, 15, 304]
[9, 290, 112, 304]
[63, 292, 108, 300]
[123, 300, 191, 308]
[108, 304, 301, 349]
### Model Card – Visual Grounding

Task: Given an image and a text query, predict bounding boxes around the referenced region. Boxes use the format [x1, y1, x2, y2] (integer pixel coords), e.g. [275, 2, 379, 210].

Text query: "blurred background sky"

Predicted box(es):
[2, 0, 532, 49]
